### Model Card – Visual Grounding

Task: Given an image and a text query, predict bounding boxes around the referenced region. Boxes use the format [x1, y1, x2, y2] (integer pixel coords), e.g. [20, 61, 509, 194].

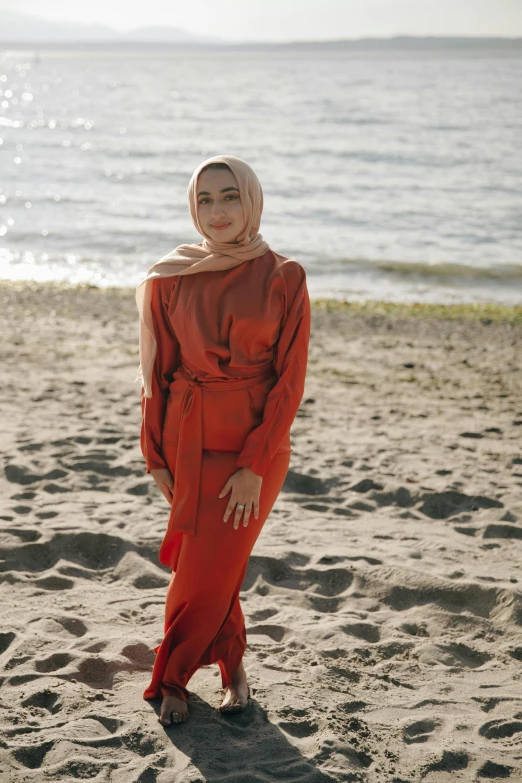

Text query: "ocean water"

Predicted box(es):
[1, 46, 521, 304]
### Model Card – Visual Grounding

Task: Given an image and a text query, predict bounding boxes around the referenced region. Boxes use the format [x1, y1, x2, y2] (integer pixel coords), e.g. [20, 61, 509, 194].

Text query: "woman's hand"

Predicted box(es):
[219, 467, 262, 529]
[150, 468, 174, 505]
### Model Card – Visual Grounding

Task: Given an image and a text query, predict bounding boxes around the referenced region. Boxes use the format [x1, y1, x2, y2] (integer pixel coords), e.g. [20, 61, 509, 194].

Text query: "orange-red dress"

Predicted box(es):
[140, 249, 310, 703]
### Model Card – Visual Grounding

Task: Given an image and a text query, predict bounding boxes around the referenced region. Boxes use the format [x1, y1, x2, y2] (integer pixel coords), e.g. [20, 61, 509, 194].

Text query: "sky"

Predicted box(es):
[1, 0, 521, 41]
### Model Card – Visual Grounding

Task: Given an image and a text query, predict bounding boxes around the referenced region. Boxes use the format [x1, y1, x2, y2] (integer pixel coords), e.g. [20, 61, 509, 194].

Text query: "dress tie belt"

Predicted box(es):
[165, 361, 275, 537]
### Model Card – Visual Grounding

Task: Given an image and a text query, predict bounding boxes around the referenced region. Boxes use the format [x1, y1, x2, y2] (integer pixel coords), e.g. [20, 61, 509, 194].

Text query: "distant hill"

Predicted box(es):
[278, 35, 522, 51]
[0, 9, 521, 50]
[0, 9, 225, 44]
[121, 25, 222, 44]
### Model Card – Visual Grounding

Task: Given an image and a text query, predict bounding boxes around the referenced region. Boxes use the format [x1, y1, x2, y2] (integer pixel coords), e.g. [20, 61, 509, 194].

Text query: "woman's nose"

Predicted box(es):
[211, 202, 226, 219]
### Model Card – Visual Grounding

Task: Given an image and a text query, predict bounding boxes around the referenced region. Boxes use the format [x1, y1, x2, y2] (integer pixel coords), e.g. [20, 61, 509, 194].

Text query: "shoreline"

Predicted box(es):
[2, 278, 521, 323]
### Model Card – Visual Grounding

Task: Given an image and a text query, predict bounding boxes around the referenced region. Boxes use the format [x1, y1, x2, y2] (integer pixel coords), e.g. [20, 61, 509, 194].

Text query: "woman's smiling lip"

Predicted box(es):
[211, 222, 231, 230]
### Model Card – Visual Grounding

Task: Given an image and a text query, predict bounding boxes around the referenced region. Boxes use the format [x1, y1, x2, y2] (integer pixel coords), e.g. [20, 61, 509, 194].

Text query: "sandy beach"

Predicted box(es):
[0, 280, 521, 783]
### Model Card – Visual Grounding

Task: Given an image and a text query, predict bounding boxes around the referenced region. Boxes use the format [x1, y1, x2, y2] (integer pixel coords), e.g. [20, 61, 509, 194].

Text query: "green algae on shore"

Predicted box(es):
[310, 298, 522, 324]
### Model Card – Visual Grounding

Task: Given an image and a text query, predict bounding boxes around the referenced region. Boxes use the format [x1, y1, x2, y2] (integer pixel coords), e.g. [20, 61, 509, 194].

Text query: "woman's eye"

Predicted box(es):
[225, 194, 239, 201]
[198, 198, 210, 205]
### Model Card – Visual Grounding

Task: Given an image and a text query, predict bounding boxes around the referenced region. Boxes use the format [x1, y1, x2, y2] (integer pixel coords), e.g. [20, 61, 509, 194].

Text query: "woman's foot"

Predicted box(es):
[219, 660, 250, 713]
[159, 692, 188, 726]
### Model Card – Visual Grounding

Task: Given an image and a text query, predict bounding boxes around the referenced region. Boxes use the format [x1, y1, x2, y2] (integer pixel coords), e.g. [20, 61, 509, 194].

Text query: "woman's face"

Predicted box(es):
[196, 167, 246, 244]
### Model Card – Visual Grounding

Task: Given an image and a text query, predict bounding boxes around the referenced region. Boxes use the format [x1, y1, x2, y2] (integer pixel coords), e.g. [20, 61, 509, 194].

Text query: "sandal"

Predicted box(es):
[218, 684, 251, 715]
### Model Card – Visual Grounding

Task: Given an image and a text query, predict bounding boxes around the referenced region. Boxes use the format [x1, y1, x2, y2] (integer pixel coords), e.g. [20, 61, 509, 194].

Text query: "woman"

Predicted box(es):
[136, 154, 310, 727]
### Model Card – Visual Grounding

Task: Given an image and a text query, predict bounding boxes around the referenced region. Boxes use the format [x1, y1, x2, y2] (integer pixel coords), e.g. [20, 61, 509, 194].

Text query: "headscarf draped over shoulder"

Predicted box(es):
[135, 155, 269, 397]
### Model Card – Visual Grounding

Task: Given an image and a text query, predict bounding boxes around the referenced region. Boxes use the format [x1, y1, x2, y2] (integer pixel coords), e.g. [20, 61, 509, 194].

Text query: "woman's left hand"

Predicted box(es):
[219, 467, 262, 529]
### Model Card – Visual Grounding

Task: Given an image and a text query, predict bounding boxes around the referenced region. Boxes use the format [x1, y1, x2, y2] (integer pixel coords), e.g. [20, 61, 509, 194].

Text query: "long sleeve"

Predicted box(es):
[235, 261, 311, 477]
[140, 277, 181, 474]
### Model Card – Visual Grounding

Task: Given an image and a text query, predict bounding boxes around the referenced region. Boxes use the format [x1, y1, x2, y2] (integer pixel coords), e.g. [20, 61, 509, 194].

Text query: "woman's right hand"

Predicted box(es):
[150, 468, 174, 505]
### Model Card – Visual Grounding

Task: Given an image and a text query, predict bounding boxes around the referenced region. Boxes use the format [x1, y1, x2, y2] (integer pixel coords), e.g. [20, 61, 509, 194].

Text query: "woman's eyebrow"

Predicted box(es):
[197, 186, 239, 196]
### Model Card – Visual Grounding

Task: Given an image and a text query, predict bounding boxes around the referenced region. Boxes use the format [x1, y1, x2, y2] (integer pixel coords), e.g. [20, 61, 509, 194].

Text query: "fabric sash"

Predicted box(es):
[159, 360, 275, 546]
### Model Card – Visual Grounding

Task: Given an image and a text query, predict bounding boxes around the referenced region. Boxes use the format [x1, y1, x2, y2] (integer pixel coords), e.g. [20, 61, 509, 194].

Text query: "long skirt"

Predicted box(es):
[143, 444, 291, 703]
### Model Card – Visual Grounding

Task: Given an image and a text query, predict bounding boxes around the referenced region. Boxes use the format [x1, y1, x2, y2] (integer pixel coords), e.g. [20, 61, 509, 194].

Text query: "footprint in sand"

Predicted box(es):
[417, 642, 491, 669]
[43, 483, 70, 494]
[350, 479, 384, 493]
[279, 715, 319, 738]
[19, 443, 44, 452]
[4, 527, 41, 542]
[244, 554, 354, 600]
[247, 624, 286, 643]
[282, 469, 337, 496]
[278, 706, 319, 739]
[318, 723, 373, 769]
[339, 700, 367, 714]
[308, 595, 345, 613]
[33, 574, 75, 591]
[112, 551, 170, 589]
[420, 749, 469, 774]
[419, 490, 503, 519]
[12, 741, 54, 771]
[29, 615, 88, 638]
[4, 465, 44, 485]
[249, 607, 279, 622]
[372, 567, 522, 629]
[21, 688, 62, 714]
[67, 455, 136, 478]
[348, 500, 376, 513]
[302, 502, 330, 512]
[81, 640, 109, 654]
[482, 523, 522, 540]
[127, 483, 149, 496]
[7, 673, 40, 686]
[340, 622, 380, 643]
[477, 760, 514, 778]
[11, 743, 110, 781]
[60, 715, 125, 741]
[334, 507, 359, 517]
[399, 621, 429, 637]
[67, 651, 144, 689]
[479, 718, 522, 742]
[5, 464, 68, 485]
[318, 554, 382, 566]
[120, 642, 156, 668]
[0, 631, 16, 654]
[34, 652, 76, 673]
[0, 530, 143, 573]
[402, 717, 441, 744]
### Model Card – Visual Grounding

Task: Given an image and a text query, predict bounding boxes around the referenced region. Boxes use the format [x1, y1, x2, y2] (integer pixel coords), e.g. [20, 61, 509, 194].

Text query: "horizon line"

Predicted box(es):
[2, 34, 522, 47]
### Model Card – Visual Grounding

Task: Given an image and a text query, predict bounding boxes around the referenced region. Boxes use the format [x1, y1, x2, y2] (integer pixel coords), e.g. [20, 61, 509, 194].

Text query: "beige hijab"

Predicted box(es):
[135, 154, 270, 398]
